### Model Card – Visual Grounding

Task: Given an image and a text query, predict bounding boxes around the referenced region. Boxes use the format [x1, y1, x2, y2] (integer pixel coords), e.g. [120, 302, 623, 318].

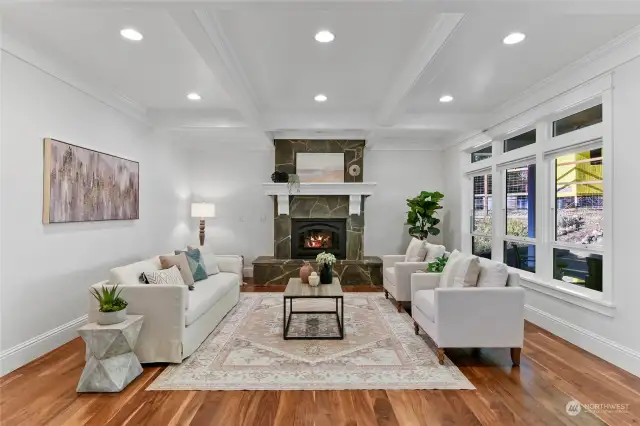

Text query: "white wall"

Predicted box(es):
[0, 51, 189, 374]
[441, 146, 463, 251]
[185, 143, 274, 266]
[364, 149, 444, 256]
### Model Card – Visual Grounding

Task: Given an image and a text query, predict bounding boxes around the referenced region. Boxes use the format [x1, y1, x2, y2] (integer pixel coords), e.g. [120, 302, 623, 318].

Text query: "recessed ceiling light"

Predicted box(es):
[314, 94, 327, 102]
[315, 30, 335, 43]
[503, 32, 526, 45]
[439, 95, 454, 103]
[120, 28, 143, 41]
[187, 93, 202, 101]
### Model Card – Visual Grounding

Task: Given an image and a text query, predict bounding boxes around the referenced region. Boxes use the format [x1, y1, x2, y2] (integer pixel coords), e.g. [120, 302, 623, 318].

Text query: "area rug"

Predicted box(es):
[147, 293, 475, 391]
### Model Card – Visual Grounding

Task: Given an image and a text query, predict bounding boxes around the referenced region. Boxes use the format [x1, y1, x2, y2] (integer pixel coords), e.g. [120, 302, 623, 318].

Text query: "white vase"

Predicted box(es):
[97, 308, 127, 325]
[308, 275, 320, 287]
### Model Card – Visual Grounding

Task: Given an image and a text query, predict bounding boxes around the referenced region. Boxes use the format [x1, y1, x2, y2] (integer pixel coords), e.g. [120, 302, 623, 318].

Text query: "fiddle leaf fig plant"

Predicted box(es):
[405, 191, 444, 240]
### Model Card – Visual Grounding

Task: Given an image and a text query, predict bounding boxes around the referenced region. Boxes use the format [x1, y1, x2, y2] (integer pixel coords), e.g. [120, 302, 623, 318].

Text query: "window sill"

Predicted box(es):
[510, 268, 616, 317]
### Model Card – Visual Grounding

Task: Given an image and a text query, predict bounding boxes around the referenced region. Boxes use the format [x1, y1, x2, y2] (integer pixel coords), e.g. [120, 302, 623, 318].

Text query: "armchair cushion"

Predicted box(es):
[405, 238, 428, 262]
[441, 250, 480, 288]
[413, 290, 436, 321]
[425, 243, 446, 261]
[477, 261, 509, 287]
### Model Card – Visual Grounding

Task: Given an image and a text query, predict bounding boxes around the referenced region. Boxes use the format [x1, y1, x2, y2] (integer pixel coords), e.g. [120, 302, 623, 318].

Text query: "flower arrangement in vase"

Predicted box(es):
[316, 252, 337, 284]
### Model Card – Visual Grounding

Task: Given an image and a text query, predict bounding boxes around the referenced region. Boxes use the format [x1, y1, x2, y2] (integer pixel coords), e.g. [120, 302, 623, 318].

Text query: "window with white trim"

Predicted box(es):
[471, 173, 492, 259]
[504, 163, 536, 272]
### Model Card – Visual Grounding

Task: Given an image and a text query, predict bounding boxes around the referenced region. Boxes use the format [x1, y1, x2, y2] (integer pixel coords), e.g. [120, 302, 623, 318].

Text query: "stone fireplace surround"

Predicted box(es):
[252, 140, 383, 286]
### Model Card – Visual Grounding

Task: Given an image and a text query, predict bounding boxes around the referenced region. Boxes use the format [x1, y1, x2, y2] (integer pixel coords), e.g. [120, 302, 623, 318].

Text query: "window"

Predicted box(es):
[553, 147, 603, 292]
[504, 129, 536, 153]
[506, 164, 535, 238]
[553, 104, 602, 137]
[472, 174, 492, 258]
[504, 241, 536, 273]
[471, 145, 492, 163]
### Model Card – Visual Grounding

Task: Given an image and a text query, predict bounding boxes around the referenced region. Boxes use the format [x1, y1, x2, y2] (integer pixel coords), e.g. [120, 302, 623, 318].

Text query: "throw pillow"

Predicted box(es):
[440, 250, 481, 288]
[404, 238, 428, 262]
[175, 248, 208, 282]
[143, 266, 186, 286]
[187, 245, 220, 275]
[476, 261, 509, 287]
[425, 242, 446, 262]
[160, 253, 195, 289]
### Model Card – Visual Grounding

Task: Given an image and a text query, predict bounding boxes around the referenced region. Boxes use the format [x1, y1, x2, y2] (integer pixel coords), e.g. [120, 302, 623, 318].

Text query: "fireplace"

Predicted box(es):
[291, 218, 347, 260]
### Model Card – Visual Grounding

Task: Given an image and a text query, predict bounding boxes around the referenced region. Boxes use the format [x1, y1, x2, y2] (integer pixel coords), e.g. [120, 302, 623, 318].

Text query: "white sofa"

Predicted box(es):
[383, 239, 446, 312]
[411, 255, 524, 366]
[89, 253, 242, 363]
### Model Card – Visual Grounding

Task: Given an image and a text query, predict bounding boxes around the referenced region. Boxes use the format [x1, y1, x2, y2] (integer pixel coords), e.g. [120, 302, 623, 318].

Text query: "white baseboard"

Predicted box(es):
[525, 305, 640, 377]
[243, 267, 253, 278]
[0, 315, 88, 376]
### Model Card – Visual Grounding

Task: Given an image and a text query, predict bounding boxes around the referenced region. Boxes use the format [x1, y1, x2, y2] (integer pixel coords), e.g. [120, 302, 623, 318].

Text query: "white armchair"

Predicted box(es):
[382, 240, 447, 312]
[411, 256, 524, 366]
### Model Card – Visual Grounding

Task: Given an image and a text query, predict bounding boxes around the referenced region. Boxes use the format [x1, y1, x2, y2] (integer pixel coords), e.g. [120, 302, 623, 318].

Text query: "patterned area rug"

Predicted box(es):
[148, 293, 474, 391]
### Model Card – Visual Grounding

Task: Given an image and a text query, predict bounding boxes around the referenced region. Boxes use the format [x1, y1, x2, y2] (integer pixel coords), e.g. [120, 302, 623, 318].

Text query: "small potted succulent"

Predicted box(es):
[316, 252, 337, 284]
[91, 284, 128, 325]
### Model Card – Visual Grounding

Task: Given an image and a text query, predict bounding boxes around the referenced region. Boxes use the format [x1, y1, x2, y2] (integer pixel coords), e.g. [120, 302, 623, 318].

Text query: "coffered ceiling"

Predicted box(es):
[2, 0, 640, 149]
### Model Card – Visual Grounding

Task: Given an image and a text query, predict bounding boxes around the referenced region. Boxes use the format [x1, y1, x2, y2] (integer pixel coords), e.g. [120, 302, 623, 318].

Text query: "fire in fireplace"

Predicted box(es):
[291, 218, 347, 259]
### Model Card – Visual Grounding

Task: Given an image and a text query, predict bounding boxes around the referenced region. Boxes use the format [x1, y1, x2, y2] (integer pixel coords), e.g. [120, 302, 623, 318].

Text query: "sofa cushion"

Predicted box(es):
[143, 266, 185, 286]
[188, 245, 220, 275]
[404, 238, 428, 262]
[413, 290, 436, 322]
[110, 258, 161, 285]
[160, 253, 195, 288]
[185, 272, 238, 326]
[441, 250, 481, 288]
[425, 243, 446, 262]
[175, 248, 208, 282]
[476, 261, 509, 287]
[384, 267, 396, 284]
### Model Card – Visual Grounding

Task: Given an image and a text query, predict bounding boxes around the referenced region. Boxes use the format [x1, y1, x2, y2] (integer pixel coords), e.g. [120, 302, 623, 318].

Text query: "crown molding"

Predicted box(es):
[443, 24, 640, 151]
[1, 28, 148, 124]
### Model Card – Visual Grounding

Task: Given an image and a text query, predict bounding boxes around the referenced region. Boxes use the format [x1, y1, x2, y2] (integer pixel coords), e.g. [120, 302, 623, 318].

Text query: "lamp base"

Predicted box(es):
[199, 219, 205, 246]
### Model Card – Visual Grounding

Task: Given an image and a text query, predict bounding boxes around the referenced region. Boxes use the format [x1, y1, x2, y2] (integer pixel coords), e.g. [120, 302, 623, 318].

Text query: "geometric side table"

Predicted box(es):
[76, 315, 144, 393]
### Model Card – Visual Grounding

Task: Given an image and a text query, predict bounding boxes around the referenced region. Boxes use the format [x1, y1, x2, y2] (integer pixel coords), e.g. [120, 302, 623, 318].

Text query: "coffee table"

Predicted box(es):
[283, 277, 344, 340]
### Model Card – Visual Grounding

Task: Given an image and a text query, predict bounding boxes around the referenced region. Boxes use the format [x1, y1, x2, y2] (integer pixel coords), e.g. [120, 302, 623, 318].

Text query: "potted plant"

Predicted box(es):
[405, 191, 444, 240]
[91, 284, 128, 325]
[316, 252, 336, 284]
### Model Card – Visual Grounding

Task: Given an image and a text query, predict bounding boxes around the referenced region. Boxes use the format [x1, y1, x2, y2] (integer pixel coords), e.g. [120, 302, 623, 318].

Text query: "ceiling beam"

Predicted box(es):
[169, 9, 272, 146]
[375, 13, 463, 126]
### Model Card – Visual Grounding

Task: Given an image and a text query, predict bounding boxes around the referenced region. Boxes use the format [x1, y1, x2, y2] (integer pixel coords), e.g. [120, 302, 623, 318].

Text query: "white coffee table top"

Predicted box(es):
[284, 277, 343, 297]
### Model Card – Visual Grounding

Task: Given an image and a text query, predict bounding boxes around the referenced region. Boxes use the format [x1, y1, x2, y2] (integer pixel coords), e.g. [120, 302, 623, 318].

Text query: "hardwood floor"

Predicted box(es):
[1, 285, 639, 425]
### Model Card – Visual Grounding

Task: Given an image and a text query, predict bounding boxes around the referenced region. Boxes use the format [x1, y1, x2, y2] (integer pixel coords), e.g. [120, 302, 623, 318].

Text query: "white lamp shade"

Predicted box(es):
[191, 203, 216, 218]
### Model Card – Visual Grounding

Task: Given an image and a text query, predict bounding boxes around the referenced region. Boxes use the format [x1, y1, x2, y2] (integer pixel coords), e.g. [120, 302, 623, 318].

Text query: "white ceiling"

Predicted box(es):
[2, 1, 640, 149]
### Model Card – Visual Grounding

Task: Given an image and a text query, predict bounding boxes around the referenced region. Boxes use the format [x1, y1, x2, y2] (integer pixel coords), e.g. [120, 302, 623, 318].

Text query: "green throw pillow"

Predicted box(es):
[175, 248, 208, 282]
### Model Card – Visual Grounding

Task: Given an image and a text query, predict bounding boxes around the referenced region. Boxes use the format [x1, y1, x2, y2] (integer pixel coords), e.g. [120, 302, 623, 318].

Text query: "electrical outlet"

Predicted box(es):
[239, 215, 244, 222]
[260, 215, 267, 222]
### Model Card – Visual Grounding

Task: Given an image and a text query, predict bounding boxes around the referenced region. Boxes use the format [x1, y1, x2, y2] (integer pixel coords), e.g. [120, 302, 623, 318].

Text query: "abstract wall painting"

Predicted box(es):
[296, 153, 344, 183]
[42, 138, 139, 223]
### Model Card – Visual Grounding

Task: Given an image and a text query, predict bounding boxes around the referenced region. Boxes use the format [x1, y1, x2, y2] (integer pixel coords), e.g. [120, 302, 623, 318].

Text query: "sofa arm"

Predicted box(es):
[382, 255, 406, 271]
[216, 255, 243, 276]
[411, 272, 442, 301]
[88, 281, 187, 363]
[434, 287, 525, 348]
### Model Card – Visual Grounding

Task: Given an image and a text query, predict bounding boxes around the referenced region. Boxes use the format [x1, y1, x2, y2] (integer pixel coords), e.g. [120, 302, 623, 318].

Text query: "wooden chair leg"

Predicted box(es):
[510, 348, 521, 366]
[384, 290, 389, 299]
[437, 348, 445, 365]
[413, 321, 420, 335]
[396, 301, 402, 312]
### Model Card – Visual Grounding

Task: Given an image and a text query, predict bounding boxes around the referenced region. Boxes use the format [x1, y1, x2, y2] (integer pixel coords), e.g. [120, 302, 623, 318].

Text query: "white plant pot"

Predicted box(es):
[309, 276, 320, 287]
[97, 307, 127, 325]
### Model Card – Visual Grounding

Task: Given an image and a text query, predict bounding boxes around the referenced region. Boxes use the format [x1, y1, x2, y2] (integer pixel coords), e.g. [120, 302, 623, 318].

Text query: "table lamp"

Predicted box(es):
[191, 203, 216, 246]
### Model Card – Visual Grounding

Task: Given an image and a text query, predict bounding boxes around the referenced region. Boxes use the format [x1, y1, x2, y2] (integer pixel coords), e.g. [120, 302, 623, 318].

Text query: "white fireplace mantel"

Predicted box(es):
[262, 182, 377, 216]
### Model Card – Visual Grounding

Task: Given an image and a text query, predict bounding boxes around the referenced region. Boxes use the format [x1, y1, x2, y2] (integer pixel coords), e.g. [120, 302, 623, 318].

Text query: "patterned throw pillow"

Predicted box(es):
[175, 248, 208, 282]
[143, 266, 185, 286]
